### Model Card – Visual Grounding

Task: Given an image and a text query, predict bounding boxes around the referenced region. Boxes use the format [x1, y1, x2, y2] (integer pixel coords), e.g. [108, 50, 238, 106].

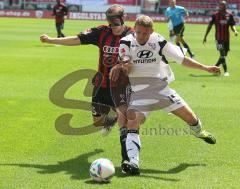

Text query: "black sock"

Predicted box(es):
[221, 58, 227, 72]
[215, 58, 222, 67]
[183, 43, 193, 57]
[120, 127, 129, 163]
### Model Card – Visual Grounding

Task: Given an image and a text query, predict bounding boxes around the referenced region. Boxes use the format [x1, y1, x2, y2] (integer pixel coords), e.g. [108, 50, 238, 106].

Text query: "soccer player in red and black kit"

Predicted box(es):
[40, 4, 133, 172]
[52, 0, 68, 38]
[203, 1, 238, 76]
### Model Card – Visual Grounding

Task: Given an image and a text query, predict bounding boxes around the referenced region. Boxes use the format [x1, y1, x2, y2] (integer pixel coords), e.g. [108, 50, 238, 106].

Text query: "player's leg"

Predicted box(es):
[216, 41, 229, 76]
[159, 87, 216, 144]
[178, 24, 194, 58]
[56, 23, 62, 38]
[122, 109, 145, 175]
[111, 85, 131, 168]
[168, 20, 175, 42]
[91, 88, 117, 129]
[171, 105, 216, 144]
[115, 105, 129, 165]
[222, 42, 229, 76]
[169, 30, 175, 43]
[60, 23, 65, 38]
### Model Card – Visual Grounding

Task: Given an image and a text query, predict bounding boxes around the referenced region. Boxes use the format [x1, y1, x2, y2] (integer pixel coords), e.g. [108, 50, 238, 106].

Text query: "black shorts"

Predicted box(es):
[173, 23, 185, 37]
[216, 40, 229, 54]
[91, 85, 130, 117]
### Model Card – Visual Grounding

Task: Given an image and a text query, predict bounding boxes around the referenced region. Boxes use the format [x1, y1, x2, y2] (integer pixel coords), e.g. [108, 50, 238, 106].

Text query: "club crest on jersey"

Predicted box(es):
[148, 43, 156, 50]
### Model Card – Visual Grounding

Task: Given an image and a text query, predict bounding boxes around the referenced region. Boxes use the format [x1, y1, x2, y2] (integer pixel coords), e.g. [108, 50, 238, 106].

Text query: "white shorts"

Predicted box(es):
[128, 85, 187, 117]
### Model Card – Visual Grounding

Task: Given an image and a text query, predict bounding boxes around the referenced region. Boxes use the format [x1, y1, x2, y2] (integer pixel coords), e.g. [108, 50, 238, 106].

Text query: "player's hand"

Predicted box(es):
[234, 31, 238, 36]
[40, 34, 51, 43]
[205, 66, 220, 74]
[109, 64, 122, 82]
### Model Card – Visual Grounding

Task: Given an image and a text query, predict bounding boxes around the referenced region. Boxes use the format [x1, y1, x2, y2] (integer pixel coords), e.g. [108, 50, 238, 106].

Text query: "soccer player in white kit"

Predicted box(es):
[110, 15, 220, 175]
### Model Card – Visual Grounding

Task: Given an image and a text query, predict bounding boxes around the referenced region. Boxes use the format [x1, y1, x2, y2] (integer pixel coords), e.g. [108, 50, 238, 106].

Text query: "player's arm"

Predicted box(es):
[40, 34, 81, 46]
[110, 39, 132, 82]
[203, 15, 215, 44]
[162, 40, 220, 74]
[203, 23, 213, 44]
[52, 6, 56, 16]
[231, 25, 238, 36]
[182, 57, 220, 74]
[184, 8, 189, 20]
[165, 9, 170, 22]
[64, 6, 68, 16]
[229, 15, 238, 36]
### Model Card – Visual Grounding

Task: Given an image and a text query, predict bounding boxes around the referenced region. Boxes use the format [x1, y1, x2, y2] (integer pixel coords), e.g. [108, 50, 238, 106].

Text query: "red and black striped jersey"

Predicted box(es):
[210, 11, 236, 42]
[52, 3, 68, 24]
[78, 25, 134, 88]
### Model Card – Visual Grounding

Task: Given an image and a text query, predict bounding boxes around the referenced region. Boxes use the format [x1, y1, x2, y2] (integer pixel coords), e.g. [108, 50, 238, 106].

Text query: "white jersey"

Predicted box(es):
[119, 32, 185, 84]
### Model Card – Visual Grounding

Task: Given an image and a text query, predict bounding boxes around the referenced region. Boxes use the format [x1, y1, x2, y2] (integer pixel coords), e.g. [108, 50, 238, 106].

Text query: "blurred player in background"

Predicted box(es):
[41, 4, 133, 172]
[111, 15, 219, 175]
[203, 1, 238, 77]
[52, 0, 68, 38]
[168, 19, 175, 42]
[165, 0, 194, 58]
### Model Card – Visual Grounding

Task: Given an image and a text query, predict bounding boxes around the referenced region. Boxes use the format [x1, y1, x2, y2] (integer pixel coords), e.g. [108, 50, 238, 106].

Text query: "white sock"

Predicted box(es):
[126, 132, 141, 167]
[189, 119, 202, 134]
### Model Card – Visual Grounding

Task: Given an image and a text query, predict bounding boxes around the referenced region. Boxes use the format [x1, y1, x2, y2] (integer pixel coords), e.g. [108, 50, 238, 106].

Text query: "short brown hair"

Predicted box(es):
[106, 4, 124, 16]
[135, 15, 153, 28]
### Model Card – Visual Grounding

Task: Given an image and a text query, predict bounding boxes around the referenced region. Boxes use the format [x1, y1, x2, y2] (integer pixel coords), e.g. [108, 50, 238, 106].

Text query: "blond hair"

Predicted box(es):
[135, 15, 153, 28]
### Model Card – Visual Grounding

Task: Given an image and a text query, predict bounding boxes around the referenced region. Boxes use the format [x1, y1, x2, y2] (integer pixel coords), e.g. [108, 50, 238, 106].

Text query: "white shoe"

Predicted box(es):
[224, 72, 230, 77]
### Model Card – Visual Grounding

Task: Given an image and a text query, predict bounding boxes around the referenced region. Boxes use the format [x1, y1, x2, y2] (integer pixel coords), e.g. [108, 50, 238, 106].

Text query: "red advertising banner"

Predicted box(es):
[0, 10, 239, 25]
[108, 0, 136, 5]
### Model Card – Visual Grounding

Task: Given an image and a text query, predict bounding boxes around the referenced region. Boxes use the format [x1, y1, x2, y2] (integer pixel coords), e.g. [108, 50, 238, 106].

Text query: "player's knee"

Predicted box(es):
[127, 119, 139, 130]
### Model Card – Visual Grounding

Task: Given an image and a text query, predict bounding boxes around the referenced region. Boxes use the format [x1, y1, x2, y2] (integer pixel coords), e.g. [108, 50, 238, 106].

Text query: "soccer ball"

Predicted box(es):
[89, 158, 115, 182]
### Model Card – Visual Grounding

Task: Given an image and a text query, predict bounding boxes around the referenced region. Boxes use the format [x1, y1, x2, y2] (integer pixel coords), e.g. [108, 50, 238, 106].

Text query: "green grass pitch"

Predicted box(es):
[0, 17, 240, 189]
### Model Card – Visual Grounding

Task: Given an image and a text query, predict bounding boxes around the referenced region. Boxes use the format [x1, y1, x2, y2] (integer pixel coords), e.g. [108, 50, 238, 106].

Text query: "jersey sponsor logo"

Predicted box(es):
[133, 58, 157, 64]
[103, 46, 119, 54]
[137, 50, 153, 59]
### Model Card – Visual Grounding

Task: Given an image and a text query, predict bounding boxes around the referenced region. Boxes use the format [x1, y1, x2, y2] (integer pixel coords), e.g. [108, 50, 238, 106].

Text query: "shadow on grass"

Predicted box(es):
[113, 163, 206, 182]
[189, 74, 220, 77]
[0, 150, 206, 183]
[35, 45, 57, 47]
[0, 149, 104, 180]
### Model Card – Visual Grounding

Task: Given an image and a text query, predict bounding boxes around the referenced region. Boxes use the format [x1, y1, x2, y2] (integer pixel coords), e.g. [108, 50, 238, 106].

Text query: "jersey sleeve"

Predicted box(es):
[161, 41, 185, 64]
[119, 39, 131, 61]
[165, 9, 170, 17]
[229, 14, 236, 26]
[181, 7, 187, 16]
[77, 27, 101, 45]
